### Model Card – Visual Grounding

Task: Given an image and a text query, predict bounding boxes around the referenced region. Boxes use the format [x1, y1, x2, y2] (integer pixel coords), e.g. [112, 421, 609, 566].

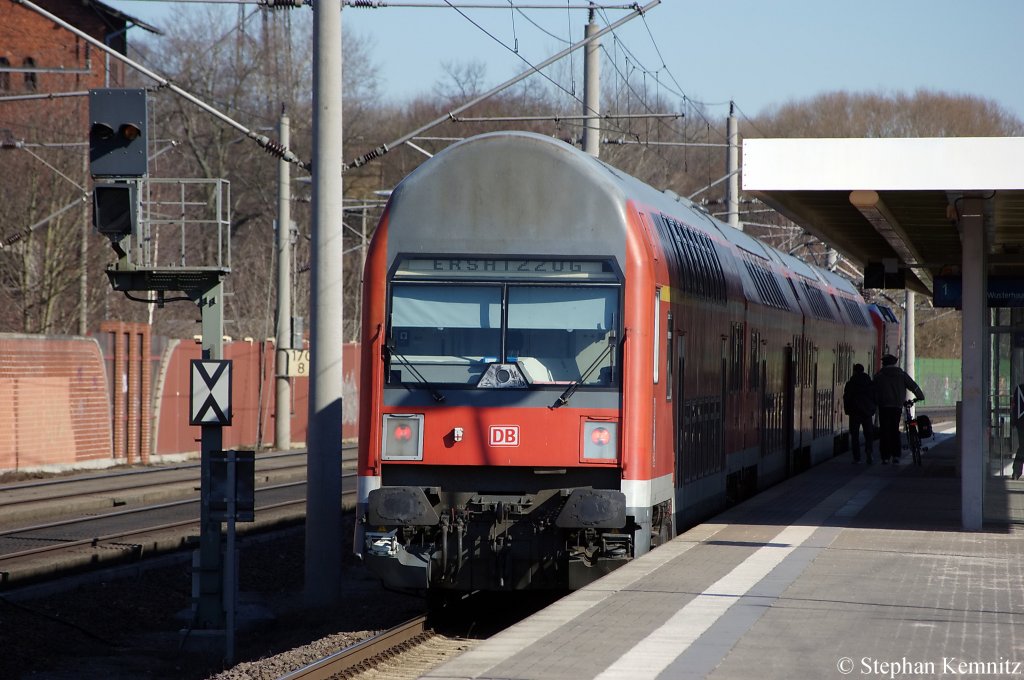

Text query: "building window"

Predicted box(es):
[0, 58, 10, 91]
[23, 57, 37, 91]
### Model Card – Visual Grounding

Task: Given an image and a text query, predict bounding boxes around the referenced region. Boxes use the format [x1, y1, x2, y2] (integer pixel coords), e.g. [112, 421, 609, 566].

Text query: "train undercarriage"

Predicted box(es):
[361, 484, 633, 592]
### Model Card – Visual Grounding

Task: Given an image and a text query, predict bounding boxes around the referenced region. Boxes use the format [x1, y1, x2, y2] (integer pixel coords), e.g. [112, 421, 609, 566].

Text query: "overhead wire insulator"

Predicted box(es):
[255, 134, 310, 171]
[348, 0, 384, 8]
[2, 230, 27, 248]
[349, 145, 388, 169]
[258, 0, 305, 8]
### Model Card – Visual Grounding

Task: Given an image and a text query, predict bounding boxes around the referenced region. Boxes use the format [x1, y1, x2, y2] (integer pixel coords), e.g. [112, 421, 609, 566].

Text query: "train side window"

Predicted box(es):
[653, 290, 661, 384]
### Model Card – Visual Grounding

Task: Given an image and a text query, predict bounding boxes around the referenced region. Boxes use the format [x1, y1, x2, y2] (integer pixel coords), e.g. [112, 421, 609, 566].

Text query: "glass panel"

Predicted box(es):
[984, 307, 1024, 525]
[389, 284, 501, 384]
[507, 286, 618, 385]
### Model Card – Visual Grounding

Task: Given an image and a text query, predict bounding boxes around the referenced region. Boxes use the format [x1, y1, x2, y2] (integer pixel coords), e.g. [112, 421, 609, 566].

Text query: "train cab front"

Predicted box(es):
[355, 255, 632, 593]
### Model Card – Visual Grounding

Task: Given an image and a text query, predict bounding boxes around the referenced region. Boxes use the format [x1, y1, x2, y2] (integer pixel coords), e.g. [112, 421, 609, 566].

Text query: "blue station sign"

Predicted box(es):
[933, 276, 1024, 309]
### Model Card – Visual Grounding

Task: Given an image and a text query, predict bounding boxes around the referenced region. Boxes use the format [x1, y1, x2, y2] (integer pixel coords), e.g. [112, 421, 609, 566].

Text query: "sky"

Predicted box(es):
[103, 0, 1024, 124]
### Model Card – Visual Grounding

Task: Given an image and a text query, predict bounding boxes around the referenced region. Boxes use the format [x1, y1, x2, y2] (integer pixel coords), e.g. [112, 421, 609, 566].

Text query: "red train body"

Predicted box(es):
[354, 132, 891, 594]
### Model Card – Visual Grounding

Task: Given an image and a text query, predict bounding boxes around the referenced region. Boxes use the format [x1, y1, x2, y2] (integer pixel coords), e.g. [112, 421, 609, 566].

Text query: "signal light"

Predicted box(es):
[92, 183, 137, 240]
[583, 420, 618, 460]
[394, 424, 413, 441]
[119, 123, 142, 142]
[88, 88, 148, 178]
[90, 122, 115, 140]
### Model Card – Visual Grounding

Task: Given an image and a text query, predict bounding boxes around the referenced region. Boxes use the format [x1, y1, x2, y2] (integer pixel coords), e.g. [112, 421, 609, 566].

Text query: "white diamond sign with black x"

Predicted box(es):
[190, 359, 233, 426]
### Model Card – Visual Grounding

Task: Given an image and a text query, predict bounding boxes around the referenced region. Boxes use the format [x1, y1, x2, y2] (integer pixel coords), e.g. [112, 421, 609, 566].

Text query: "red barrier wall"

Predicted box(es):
[98, 322, 152, 464]
[0, 333, 361, 471]
[152, 340, 361, 457]
[0, 334, 112, 471]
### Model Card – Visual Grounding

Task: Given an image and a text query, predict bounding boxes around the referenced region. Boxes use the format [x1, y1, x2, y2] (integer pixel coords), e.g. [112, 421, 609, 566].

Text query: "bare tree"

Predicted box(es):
[114, 7, 381, 340]
[0, 100, 112, 335]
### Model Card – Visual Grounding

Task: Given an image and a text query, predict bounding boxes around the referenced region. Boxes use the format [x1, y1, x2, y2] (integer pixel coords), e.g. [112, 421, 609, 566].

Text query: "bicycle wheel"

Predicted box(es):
[908, 428, 922, 466]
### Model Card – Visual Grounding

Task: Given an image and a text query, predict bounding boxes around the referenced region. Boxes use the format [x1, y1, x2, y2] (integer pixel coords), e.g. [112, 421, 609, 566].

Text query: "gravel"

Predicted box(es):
[0, 517, 425, 680]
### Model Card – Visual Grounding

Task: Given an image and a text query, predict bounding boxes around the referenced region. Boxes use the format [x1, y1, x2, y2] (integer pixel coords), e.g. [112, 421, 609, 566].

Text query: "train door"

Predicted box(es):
[750, 329, 763, 454]
[721, 333, 728, 460]
[811, 345, 820, 463]
[783, 344, 796, 477]
[674, 333, 686, 488]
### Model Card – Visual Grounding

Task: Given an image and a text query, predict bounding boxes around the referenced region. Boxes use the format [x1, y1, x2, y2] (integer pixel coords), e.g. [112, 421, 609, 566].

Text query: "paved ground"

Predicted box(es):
[426, 430, 1024, 679]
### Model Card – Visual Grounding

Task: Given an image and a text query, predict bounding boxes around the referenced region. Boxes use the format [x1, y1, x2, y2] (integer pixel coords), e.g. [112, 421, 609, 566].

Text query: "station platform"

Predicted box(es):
[426, 428, 1024, 679]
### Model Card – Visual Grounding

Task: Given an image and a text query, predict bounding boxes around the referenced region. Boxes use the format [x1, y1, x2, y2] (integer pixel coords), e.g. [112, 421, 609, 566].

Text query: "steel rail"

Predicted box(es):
[0, 479, 356, 565]
[0, 461, 310, 510]
[0, 446, 354, 493]
[0, 477, 316, 538]
[276, 615, 430, 680]
[0, 490, 327, 563]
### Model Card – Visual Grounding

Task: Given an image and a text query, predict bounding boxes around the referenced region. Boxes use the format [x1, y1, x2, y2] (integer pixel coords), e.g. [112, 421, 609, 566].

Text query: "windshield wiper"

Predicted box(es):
[385, 339, 445, 403]
[554, 332, 617, 408]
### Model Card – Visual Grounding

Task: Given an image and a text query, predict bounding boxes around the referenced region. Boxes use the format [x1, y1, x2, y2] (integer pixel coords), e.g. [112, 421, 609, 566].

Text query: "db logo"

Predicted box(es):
[489, 425, 520, 447]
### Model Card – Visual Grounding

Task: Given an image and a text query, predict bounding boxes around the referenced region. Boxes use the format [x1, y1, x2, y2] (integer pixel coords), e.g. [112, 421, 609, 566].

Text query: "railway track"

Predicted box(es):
[277, 615, 476, 680]
[0, 451, 357, 589]
[0, 448, 356, 524]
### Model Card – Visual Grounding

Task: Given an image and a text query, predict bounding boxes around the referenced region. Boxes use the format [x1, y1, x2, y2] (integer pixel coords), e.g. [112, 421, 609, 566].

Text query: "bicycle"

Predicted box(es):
[903, 398, 924, 466]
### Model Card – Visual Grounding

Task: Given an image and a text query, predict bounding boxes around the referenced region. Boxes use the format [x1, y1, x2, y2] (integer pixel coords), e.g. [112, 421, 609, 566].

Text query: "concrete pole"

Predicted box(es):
[904, 289, 916, 384]
[357, 206, 367, 341]
[726, 102, 740, 230]
[79, 151, 89, 336]
[275, 110, 292, 451]
[960, 197, 986, 531]
[582, 6, 600, 157]
[306, 0, 344, 606]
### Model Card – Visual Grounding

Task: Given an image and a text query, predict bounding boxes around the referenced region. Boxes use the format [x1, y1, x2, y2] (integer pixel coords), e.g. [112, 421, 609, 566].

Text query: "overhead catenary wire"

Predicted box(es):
[344, 2, 640, 7]
[377, 0, 656, 148]
[347, 0, 661, 169]
[451, 112, 680, 122]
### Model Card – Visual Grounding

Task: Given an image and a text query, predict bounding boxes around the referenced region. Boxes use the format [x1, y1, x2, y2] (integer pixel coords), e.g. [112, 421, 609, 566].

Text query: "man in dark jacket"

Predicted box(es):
[874, 354, 925, 464]
[843, 364, 876, 463]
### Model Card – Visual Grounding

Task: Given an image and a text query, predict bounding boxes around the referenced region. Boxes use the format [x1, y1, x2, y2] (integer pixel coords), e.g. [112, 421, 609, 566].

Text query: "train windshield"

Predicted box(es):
[388, 283, 619, 387]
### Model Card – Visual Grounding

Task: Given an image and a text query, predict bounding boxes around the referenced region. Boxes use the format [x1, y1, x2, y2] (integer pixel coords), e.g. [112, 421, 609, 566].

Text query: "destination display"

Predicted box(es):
[395, 258, 618, 281]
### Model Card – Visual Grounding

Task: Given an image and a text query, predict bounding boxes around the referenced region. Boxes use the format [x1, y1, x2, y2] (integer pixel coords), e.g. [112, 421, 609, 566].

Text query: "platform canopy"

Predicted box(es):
[742, 136, 1024, 531]
[742, 137, 1024, 295]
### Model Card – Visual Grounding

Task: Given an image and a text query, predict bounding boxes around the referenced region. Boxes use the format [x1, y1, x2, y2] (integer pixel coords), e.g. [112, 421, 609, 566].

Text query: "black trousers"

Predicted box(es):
[849, 413, 874, 460]
[878, 407, 903, 460]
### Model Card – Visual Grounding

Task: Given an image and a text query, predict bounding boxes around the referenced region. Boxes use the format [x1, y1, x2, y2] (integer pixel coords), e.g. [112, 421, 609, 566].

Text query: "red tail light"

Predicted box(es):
[583, 421, 618, 460]
[382, 414, 423, 460]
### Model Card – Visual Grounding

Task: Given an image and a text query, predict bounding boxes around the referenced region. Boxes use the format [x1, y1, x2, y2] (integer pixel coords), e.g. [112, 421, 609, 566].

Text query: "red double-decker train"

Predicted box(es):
[354, 131, 894, 595]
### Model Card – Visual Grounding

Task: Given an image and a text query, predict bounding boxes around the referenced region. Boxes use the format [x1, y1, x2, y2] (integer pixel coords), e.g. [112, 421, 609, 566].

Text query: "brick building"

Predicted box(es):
[0, 1, 161, 335]
[0, 0, 160, 118]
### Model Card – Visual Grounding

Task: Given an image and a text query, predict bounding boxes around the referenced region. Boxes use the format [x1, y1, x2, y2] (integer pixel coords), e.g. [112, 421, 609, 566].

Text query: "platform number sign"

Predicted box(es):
[190, 360, 232, 426]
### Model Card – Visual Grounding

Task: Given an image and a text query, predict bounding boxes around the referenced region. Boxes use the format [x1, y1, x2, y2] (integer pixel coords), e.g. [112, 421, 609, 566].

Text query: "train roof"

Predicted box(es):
[386, 131, 861, 300]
